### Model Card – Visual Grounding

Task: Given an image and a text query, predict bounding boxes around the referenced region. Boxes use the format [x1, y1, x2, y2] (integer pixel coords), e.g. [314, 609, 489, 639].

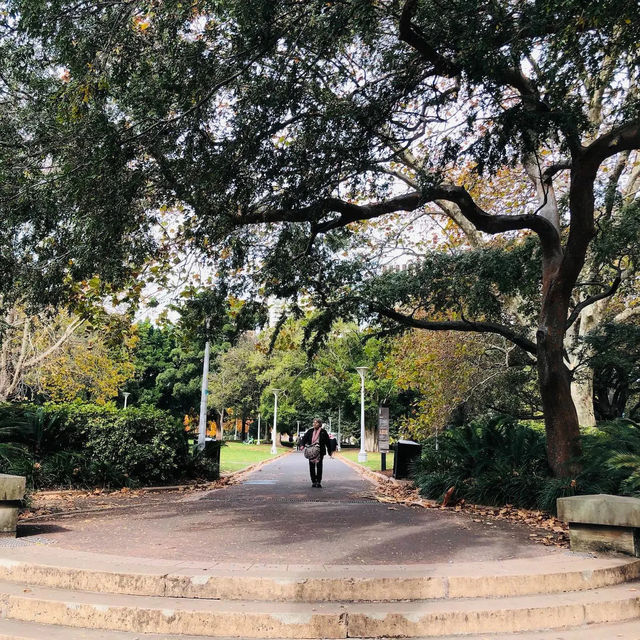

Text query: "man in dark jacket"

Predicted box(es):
[300, 418, 332, 487]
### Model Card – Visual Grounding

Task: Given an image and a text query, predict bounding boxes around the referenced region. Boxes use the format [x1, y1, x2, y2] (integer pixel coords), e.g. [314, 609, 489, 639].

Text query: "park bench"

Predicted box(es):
[0, 474, 26, 537]
[557, 493, 640, 557]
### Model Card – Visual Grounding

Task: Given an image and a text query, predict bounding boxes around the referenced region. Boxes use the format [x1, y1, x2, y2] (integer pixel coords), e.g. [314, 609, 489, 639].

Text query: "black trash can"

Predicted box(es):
[203, 438, 222, 480]
[393, 439, 422, 479]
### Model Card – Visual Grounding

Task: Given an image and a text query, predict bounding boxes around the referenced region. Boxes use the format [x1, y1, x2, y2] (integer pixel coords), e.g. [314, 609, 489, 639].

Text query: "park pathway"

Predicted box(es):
[18, 450, 562, 565]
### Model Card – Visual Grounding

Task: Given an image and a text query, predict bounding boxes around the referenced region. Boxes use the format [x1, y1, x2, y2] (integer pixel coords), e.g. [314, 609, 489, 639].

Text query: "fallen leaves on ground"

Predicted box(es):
[18, 477, 236, 521]
[371, 476, 569, 549]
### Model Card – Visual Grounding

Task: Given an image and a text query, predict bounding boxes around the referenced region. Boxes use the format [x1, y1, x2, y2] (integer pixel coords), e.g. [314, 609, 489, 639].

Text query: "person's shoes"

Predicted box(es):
[316, 483, 322, 488]
[312, 482, 318, 487]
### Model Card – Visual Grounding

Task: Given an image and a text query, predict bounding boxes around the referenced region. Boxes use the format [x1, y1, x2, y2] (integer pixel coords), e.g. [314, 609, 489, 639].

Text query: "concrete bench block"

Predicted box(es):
[558, 494, 640, 557]
[0, 474, 26, 537]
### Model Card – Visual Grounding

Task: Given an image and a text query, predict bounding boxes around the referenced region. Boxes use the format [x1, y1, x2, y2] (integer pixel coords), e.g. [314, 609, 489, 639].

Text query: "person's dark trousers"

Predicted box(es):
[309, 459, 323, 484]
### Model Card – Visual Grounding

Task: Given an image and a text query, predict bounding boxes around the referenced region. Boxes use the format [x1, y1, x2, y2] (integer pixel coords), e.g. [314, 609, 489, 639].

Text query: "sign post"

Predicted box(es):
[378, 406, 390, 471]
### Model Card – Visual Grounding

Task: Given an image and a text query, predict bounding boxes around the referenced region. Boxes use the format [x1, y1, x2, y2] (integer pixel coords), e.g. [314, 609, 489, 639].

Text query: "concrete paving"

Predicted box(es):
[16, 451, 562, 565]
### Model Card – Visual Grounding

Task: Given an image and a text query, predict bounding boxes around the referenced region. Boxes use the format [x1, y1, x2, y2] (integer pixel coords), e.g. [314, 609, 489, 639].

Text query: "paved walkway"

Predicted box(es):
[17, 452, 562, 565]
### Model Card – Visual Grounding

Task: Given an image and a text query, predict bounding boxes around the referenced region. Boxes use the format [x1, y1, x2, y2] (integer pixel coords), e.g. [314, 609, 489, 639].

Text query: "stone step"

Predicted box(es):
[1, 618, 640, 640]
[2, 579, 640, 638]
[0, 548, 638, 602]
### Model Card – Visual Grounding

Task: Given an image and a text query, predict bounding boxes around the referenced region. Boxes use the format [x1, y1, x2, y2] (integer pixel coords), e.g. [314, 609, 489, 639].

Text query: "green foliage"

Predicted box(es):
[81, 405, 189, 487]
[3, 0, 640, 480]
[585, 323, 640, 421]
[183, 446, 220, 482]
[414, 415, 550, 509]
[128, 320, 178, 409]
[0, 402, 192, 489]
[414, 416, 640, 513]
[362, 238, 542, 323]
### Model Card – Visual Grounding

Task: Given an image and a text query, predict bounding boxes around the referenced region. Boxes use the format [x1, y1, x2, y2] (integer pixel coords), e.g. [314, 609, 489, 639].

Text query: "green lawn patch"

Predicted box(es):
[339, 448, 394, 472]
[219, 442, 280, 474]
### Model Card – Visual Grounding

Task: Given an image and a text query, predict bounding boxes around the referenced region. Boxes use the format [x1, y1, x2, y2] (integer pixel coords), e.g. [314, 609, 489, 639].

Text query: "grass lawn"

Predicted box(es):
[218, 441, 283, 473]
[338, 448, 394, 472]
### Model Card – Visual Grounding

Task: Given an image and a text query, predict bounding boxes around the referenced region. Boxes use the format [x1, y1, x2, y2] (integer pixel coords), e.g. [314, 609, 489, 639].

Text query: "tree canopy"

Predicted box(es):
[2, 0, 640, 474]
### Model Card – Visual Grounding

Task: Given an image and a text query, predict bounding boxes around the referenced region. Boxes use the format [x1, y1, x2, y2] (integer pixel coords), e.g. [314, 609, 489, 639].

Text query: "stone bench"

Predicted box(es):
[0, 474, 26, 537]
[557, 494, 640, 556]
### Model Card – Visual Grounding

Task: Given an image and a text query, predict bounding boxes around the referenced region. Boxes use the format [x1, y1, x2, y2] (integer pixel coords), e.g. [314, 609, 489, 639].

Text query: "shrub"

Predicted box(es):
[413, 415, 550, 509]
[0, 402, 191, 489]
[183, 445, 221, 481]
[414, 415, 640, 514]
[82, 405, 189, 487]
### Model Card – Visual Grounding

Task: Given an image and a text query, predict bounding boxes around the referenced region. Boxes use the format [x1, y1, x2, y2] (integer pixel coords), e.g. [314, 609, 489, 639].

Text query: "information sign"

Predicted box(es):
[378, 406, 390, 452]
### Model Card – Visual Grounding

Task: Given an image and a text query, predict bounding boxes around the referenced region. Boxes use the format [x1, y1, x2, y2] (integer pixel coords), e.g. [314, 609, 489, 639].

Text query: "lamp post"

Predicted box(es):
[355, 367, 369, 462]
[257, 413, 261, 445]
[197, 318, 211, 450]
[337, 407, 341, 451]
[296, 420, 300, 442]
[122, 392, 130, 409]
[271, 389, 282, 455]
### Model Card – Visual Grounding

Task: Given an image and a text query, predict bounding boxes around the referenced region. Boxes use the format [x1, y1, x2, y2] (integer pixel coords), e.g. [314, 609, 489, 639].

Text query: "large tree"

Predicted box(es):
[7, 1, 640, 475]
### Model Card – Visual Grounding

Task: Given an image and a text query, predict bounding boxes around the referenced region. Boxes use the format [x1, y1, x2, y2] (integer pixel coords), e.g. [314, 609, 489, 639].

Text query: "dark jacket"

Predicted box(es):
[300, 427, 332, 458]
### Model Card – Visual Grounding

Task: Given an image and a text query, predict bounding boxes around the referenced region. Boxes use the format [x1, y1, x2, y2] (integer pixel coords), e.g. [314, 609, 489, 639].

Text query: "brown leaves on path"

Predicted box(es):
[370, 475, 569, 549]
[18, 477, 236, 521]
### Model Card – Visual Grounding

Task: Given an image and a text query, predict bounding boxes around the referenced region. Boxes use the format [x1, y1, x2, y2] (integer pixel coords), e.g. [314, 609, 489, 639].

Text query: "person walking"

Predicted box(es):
[300, 418, 332, 488]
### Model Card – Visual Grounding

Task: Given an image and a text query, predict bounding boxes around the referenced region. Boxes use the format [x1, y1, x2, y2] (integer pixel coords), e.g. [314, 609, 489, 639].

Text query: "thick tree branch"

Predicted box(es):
[375, 306, 537, 356]
[582, 120, 640, 173]
[542, 162, 572, 181]
[241, 182, 562, 262]
[565, 274, 622, 330]
[321, 185, 560, 248]
[399, 0, 461, 77]
[432, 185, 562, 260]
[316, 192, 425, 231]
[615, 305, 640, 323]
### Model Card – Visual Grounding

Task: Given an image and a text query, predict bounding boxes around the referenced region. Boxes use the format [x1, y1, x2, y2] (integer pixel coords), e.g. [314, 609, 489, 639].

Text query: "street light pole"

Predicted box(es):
[271, 389, 282, 455]
[257, 413, 261, 445]
[337, 406, 341, 451]
[355, 367, 369, 463]
[122, 392, 130, 409]
[197, 319, 211, 450]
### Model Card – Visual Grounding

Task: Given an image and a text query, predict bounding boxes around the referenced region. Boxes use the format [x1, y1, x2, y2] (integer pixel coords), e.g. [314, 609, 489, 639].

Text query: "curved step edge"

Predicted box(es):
[1, 579, 640, 638]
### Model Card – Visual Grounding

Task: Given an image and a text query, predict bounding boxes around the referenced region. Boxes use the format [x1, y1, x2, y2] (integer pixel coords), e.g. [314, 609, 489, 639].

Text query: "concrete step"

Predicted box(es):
[0, 547, 638, 601]
[1, 618, 640, 640]
[2, 579, 640, 638]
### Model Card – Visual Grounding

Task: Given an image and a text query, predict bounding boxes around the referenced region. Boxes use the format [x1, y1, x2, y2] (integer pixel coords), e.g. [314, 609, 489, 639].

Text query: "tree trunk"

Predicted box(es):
[571, 374, 596, 428]
[537, 335, 582, 476]
[365, 425, 378, 452]
[537, 287, 583, 477]
[565, 297, 608, 428]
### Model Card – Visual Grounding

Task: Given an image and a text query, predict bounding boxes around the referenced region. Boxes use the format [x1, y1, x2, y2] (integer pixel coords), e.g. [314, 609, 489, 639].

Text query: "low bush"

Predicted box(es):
[0, 402, 195, 489]
[413, 415, 640, 513]
[413, 415, 550, 509]
[81, 405, 190, 487]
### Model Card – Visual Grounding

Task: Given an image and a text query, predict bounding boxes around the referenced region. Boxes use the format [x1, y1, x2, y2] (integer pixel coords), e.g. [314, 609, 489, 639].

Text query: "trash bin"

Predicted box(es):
[203, 438, 222, 480]
[393, 439, 422, 479]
